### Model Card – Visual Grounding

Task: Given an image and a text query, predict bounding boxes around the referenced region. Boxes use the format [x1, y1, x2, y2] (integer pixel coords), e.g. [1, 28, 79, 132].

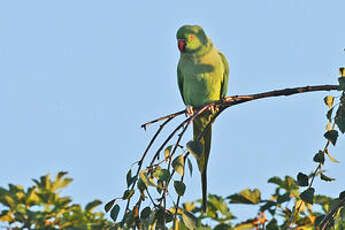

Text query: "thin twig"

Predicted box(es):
[123, 117, 174, 222]
[145, 188, 159, 207]
[172, 153, 190, 230]
[141, 109, 186, 129]
[149, 117, 190, 168]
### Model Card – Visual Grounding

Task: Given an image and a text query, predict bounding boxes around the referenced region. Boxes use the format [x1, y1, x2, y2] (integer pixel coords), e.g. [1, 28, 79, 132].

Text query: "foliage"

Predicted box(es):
[0, 172, 112, 230]
[103, 68, 345, 229]
[104, 176, 345, 230]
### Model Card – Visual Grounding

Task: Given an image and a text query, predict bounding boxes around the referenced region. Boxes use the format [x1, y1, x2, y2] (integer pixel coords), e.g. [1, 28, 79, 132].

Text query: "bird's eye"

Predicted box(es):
[189, 34, 195, 41]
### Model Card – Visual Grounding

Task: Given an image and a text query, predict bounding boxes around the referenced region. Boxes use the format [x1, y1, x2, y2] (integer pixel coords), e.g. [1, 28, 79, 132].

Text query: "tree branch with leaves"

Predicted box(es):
[105, 68, 345, 230]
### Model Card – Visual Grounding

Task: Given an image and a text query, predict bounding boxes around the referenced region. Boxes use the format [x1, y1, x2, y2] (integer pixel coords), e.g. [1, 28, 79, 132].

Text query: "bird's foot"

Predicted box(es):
[186, 105, 194, 116]
[208, 104, 218, 114]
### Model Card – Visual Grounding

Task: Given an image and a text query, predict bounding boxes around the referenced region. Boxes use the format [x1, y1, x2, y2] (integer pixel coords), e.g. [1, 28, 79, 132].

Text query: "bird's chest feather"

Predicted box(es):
[180, 53, 223, 106]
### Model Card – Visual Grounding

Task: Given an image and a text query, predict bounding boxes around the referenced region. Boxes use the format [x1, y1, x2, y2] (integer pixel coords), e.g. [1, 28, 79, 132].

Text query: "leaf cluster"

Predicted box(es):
[0, 172, 112, 230]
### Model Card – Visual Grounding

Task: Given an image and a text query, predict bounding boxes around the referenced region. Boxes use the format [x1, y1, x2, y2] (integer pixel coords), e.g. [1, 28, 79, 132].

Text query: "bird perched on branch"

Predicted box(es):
[176, 25, 229, 212]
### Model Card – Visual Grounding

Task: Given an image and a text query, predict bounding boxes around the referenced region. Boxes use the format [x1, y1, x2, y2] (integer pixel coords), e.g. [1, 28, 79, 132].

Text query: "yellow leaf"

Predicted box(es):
[340, 67, 345, 77]
[3, 195, 15, 208]
[0, 212, 15, 222]
[324, 96, 334, 109]
[234, 222, 255, 230]
[294, 199, 305, 216]
[270, 195, 278, 200]
[325, 149, 339, 163]
[183, 202, 196, 212]
[16, 191, 25, 200]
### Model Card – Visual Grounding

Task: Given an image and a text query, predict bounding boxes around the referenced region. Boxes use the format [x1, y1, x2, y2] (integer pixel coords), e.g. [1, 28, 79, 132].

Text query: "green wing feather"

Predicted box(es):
[218, 51, 229, 98]
[177, 66, 185, 104]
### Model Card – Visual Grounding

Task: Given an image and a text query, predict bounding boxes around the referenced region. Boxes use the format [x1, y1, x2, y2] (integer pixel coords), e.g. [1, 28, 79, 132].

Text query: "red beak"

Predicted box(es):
[178, 39, 186, 52]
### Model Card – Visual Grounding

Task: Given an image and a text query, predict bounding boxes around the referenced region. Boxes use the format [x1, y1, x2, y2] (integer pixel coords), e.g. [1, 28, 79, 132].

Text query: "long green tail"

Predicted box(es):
[193, 116, 212, 213]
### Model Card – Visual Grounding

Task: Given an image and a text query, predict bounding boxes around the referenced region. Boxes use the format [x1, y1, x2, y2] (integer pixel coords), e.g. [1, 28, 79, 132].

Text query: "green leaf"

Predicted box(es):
[139, 170, 157, 187]
[339, 191, 345, 199]
[104, 199, 115, 212]
[207, 194, 233, 217]
[156, 179, 164, 194]
[164, 145, 173, 159]
[174, 181, 186, 196]
[325, 149, 339, 163]
[153, 168, 170, 182]
[315, 215, 326, 226]
[187, 158, 193, 177]
[266, 218, 279, 230]
[268, 176, 298, 192]
[338, 77, 345, 91]
[300, 187, 315, 204]
[324, 130, 338, 146]
[122, 189, 135, 200]
[154, 208, 166, 228]
[277, 192, 291, 204]
[297, 172, 309, 186]
[123, 210, 135, 226]
[260, 200, 276, 212]
[228, 189, 261, 204]
[267, 176, 283, 186]
[314, 195, 332, 212]
[335, 93, 345, 133]
[327, 108, 333, 121]
[110, 204, 120, 222]
[172, 155, 185, 176]
[126, 169, 133, 187]
[329, 198, 342, 214]
[182, 211, 197, 230]
[214, 223, 232, 230]
[234, 220, 255, 230]
[140, 206, 151, 219]
[313, 151, 325, 164]
[85, 199, 102, 212]
[324, 96, 335, 109]
[320, 173, 335, 182]
[56, 171, 68, 180]
[186, 140, 203, 160]
[1, 195, 15, 208]
[52, 177, 73, 191]
[137, 178, 147, 191]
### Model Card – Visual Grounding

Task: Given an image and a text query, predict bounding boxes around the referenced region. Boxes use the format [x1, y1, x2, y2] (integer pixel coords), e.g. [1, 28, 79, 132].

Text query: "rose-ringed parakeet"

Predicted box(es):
[176, 25, 229, 212]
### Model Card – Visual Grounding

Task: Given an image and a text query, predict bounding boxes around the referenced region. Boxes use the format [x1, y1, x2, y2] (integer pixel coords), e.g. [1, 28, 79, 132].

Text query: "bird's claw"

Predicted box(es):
[186, 105, 194, 116]
[208, 104, 218, 114]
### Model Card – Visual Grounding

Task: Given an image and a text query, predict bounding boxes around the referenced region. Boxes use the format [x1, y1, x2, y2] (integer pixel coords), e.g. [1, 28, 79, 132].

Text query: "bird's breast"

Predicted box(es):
[181, 57, 223, 107]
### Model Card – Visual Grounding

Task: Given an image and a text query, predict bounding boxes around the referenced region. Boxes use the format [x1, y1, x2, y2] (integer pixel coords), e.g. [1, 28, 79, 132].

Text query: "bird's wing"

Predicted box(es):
[177, 64, 186, 104]
[218, 51, 230, 98]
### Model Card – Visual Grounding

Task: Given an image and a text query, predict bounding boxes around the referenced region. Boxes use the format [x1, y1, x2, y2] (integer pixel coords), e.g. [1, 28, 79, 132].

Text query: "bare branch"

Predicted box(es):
[142, 84, 338, 128]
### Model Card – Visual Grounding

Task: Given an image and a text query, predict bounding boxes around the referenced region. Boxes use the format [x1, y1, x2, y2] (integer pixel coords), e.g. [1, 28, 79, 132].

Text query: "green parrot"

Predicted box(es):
[176, 25, 229, 212]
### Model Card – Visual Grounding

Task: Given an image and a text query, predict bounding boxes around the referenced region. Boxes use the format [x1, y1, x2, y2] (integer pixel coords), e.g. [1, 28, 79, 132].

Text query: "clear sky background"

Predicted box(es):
[1, 0, 345, 222]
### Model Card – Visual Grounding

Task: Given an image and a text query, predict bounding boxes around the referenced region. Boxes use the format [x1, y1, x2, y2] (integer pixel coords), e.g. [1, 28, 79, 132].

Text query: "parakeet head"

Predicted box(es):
[176, 25, 209, 54]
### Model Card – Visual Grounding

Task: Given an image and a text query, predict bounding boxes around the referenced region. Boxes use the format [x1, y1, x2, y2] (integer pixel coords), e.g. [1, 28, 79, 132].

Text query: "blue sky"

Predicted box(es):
[1, 0, 345, 221]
